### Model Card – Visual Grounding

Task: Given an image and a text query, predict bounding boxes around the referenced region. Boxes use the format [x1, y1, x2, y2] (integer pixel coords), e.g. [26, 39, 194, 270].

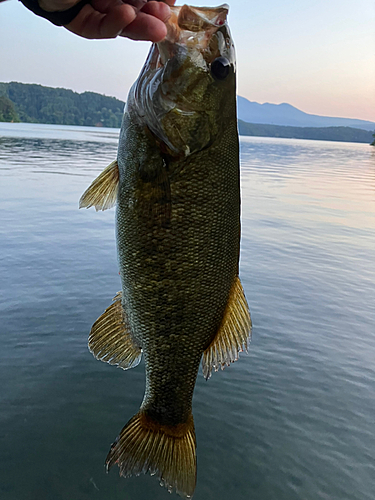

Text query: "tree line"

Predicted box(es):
[238, 120, 374, 145]
[0, 82, 125, 128]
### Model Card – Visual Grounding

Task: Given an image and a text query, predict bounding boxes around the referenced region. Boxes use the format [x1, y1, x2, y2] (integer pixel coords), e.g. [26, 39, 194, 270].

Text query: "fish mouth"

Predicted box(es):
[131, 4, 235, 156]
[166, 4, 229, 41]
[158, 4, 229, 64]
[142, 4, 231, 73]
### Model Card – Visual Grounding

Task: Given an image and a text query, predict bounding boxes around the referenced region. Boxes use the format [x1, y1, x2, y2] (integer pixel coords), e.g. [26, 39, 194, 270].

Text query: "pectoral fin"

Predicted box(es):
[88, 291, 142, 370]
[79, 160, 119, 211]
[202, 277, 252, 380]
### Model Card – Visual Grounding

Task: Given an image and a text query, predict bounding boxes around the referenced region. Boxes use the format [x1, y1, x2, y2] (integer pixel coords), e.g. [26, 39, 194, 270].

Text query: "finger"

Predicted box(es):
[120, 11, 167, 41]
[66, 2, 137, 39]
[152, 0, 176, 6]
[118, 0, 146, 9]
[141, 0, 171, 21]
[97, 2, 140, 37]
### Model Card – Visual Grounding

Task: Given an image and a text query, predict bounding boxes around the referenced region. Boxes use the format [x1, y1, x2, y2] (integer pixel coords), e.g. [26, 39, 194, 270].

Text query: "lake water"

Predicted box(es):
[0, 122, 374, 500]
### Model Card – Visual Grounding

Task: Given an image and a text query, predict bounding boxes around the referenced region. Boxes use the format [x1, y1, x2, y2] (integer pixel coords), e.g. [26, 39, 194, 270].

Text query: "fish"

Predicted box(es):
[79, 4, 252, 498]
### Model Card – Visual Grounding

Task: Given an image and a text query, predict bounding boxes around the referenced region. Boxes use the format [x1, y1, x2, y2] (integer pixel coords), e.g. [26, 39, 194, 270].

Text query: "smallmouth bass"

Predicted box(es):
[80, 4, 251, 498]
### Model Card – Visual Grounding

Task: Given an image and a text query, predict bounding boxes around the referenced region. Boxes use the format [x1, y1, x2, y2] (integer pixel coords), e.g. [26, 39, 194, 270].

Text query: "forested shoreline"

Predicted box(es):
[0, 82, 124, 128]
[238, 120, 374, 144]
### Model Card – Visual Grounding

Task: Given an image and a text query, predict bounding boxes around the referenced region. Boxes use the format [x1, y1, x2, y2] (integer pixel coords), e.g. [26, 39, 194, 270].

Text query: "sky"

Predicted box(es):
[0, 0, 374, 121]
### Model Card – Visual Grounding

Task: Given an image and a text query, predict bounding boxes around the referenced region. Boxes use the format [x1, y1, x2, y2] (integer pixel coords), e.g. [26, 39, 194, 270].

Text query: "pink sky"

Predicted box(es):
[0, 0, 374, 121]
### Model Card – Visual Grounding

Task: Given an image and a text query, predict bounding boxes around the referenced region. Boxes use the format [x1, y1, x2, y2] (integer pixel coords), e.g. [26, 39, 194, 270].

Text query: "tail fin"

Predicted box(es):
[106, 411, 196, 499]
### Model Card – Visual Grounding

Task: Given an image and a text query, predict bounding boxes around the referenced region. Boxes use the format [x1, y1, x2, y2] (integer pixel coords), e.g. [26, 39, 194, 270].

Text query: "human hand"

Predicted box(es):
[39, 0, 175, 42]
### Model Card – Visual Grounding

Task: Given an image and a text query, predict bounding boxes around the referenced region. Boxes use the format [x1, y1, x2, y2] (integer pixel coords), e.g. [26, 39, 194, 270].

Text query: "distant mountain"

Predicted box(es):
[238, 120, 374, 144]
[237, 96, 375, 132]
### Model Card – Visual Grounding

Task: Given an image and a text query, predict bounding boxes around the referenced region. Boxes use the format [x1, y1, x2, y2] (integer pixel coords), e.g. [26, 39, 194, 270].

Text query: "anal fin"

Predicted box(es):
[79, 160, 119, 211]
[89, 291, 142, 370]
[202, 276, 252, 380]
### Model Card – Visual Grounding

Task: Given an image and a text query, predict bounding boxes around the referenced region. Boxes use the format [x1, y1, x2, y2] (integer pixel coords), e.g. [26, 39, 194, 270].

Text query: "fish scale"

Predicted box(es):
[117, 119, 240, 425]
[80, 4, 252, 498]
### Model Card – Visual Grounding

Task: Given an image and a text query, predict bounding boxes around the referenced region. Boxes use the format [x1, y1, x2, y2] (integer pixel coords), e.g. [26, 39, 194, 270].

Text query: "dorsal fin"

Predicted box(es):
[79, 160, 119, 211]
[88, 291, 142, 370]
[202, 277, 252, 380]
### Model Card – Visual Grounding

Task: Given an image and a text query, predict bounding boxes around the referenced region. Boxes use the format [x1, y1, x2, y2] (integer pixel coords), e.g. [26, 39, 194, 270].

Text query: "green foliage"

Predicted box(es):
[0, 82, 125, 128]
[0, 95, 20, 122]
[371, 133, 375, 146]
[238, 120, 375, 145]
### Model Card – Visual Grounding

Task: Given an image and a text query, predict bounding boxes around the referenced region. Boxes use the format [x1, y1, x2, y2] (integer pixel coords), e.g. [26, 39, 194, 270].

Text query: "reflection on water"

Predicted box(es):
[0, 122, 120, 142]
[0, 123, 374, 500]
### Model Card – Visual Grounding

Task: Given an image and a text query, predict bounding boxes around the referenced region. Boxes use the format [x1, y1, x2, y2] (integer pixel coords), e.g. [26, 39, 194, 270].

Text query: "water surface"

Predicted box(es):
[1, 123, 374, 500]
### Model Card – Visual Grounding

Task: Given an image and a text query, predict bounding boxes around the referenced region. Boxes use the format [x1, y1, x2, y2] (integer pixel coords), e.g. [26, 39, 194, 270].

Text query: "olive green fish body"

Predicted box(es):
[80, 5, 251, 498]
[116, 107, 240, 425]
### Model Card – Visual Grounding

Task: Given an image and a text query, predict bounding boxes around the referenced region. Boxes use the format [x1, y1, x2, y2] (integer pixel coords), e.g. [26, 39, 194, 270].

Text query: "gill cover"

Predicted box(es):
[130, 4, 236, 156]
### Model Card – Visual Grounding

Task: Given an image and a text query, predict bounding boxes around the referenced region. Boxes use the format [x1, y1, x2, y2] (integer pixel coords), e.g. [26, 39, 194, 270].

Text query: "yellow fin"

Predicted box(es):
[88, 291, 142, 370]
[202, 276, 252, 380]
[79, 160, 119, 211]
[106, 412, 196, 499]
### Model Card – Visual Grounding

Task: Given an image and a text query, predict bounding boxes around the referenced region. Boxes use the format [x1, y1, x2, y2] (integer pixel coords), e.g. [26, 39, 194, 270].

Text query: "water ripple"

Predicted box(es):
[0, 124, 374, 500]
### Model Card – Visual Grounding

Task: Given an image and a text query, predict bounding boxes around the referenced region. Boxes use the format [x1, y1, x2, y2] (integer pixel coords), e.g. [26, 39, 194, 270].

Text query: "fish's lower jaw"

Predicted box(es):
[105, 411, 196, 498]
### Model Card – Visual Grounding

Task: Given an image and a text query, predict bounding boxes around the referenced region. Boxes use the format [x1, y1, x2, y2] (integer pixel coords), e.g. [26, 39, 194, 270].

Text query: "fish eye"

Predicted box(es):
[210, 57, 230, 80]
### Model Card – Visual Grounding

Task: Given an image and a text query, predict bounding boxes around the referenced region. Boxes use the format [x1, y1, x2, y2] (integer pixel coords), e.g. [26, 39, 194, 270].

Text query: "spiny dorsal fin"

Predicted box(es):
[106, 411, 196, 499]
[88, 291, 142, 370]
[202, 276, 252, 380]
[79, 160, 119, 211]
